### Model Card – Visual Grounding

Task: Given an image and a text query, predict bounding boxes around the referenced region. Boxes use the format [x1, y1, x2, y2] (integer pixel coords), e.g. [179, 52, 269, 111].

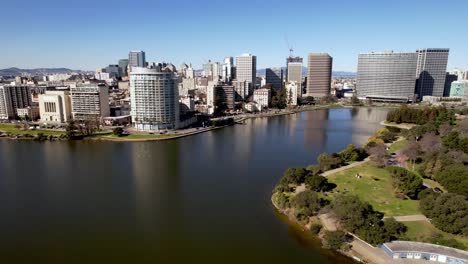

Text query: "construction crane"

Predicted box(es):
[284, 34, 294, 59]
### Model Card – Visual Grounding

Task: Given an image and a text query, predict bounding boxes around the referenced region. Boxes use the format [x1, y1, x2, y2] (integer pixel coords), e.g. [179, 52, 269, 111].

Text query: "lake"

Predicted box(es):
[0, 107, 388, 263]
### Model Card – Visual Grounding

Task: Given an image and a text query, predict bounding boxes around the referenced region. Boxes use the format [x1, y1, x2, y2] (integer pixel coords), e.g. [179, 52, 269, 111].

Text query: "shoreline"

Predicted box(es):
[0, 104, 348, 142]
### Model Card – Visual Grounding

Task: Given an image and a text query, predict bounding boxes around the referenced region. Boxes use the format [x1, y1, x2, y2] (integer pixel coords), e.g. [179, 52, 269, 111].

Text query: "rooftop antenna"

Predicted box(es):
[284, 34, 294, 58]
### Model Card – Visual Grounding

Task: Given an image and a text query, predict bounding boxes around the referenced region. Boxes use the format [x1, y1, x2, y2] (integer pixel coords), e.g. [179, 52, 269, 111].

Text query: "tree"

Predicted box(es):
[420, 192, 468, 235]
[291, 190, 323, 220]
[350, 95, 361, 106]
[435, 164, 468, 196]
[368, 143, 387, 167]
[305, 175, 328, 192]
[322, 230, 350, 250]
[443, 131, 468, 153]
[66, 120, 77, 138]
[339, 144, 367, 163]
[383, 218, 407, 240]
[438, 122, 452, 137]
[400, 140, 421, 170]
[113, 127, 124, 137]
[271, 88, 287, 109]
[386, 166, 423, 199]
[418, 132, 442, 153]
[279, 167, 309, 186]
[317, 153, 343, 171]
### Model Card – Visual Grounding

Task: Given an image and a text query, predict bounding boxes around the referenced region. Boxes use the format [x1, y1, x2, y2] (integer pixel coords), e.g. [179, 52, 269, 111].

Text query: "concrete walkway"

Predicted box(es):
[322, 158, 371, 176]
[386, 215, 429, 222]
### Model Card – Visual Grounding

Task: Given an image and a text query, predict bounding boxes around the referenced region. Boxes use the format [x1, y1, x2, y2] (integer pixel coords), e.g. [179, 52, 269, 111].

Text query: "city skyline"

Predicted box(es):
[1, 0, 467, 71]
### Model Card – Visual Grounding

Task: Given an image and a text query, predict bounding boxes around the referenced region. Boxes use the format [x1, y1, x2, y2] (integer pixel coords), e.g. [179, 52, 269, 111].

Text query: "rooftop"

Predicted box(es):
[383, 241, 468, 260]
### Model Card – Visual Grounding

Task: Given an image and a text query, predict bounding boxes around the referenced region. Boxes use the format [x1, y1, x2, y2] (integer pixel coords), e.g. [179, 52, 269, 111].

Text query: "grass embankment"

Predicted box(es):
[326, 163, 421, 216]
[403, 221, 468, 249]
[388, 139, 408, 153]
[0, 124, 65, 136]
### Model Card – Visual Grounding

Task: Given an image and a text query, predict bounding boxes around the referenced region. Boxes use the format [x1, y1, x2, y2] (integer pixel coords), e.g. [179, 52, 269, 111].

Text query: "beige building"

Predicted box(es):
[285, 81, 298, 106]
[253, 88, 271, 107]
[39, 90, 72, 123]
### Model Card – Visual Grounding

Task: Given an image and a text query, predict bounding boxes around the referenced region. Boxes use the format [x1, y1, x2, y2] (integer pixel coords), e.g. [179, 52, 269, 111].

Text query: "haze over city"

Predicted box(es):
[1, 0, 467, 71]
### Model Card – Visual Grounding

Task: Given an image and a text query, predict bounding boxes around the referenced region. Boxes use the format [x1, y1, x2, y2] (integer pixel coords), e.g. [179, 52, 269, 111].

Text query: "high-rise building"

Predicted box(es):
[232, 80, 251, 101]
[128, 50, 146, 69]
[444, 73, 458, 97]
[38, 89, 72, 123]
[130, 66, 179, 131]
[118, 59, 129, 78]
[70, 83, 110, 120]
[415, 48, 449, 98]
[0, 85, 32, 120]
[235, 53, 257, 90]
[356, 51, 418, 102]
[105, 65, 120, 78]
[222, 57, 234, 82]
[306, 53, 332, 97]
[265, 68, 283, 90]
[287, 56, 303, 96]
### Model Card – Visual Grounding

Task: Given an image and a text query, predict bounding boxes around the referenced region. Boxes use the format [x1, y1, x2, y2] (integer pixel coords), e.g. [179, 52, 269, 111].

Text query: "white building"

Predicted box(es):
[253, 88, 271, 107]
[70, 84, 110, 120]
[17, 106, 40, 121]
[236, 53, 257, 90]
[285, 81, 298, 106]
[38, 90, 72, 123]
[222, 57, 234, 82]
[130, 66, 179, 131]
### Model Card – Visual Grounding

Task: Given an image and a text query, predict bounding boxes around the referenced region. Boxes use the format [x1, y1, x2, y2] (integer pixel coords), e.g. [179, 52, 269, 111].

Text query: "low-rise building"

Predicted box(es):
[38, 90, 72, 123]
[450, 80, 468, 98]
[382, 241, 468, 263]
[253, 88, 271, 107]
[285, 81, 298, 106]
[17, 106, 40, 121]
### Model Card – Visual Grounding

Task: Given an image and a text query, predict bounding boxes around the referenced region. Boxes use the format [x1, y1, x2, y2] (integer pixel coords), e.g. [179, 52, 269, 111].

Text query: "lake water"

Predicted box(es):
[0, 107, 388, 263]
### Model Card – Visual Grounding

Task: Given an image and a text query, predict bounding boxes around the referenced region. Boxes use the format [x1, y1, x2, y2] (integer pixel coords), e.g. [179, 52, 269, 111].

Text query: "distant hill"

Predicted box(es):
[0, 67, 90, 77]
[256, 67, 356, 78]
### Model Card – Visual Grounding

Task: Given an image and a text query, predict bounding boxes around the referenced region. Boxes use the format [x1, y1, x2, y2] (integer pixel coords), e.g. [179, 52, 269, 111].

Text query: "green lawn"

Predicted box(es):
[0, 124, 65, 136]
[402, 221, 468, 250]
[388, 139, 408, 153]
[327, 163, 421, 216]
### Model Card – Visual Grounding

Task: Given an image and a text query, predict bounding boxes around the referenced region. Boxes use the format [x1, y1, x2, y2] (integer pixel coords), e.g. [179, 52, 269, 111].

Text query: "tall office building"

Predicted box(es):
[356, 51, 418, 102]
[128, 50, 146, 69]
[130, 66, 179, 131]
[222, 57, 234, 82]
[444, 73, 458, 97]
[70, 83, 110, 120]
[235, 53, 257, 90]
[415, 48, 449, 98]
[118, 59, 129, 78]
[265, 68, 283, 90]
[0, 85, 32, 120]
[287, 56, 303, 97]
[306, 53, 332, 97]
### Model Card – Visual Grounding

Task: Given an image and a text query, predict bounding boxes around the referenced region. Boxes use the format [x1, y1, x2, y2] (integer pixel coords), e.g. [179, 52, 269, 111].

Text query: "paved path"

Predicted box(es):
[322, 158, 370, 176]
[386, 215, 429, 222]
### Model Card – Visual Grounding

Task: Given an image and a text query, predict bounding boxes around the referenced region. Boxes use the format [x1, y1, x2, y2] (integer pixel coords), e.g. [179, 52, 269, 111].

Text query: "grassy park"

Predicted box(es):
[0, 124, 65, 136]
[403, 221, 468, 250]
[326, 162, 421, 216]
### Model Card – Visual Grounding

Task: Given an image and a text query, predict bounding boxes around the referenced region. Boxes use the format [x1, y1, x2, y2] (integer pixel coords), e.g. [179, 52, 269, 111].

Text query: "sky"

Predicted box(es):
[0, 0, 467, 72]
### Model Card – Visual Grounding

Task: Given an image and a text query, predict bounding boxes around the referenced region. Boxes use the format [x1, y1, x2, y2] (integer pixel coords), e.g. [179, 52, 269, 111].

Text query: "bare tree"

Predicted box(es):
[446, 150, 468, 164]
[419, 132, 442, 153]
[438, 122, 452, 137]
[401, 140, 420, 170]
[368, 143, 387, 167]
[457, 119, 468, 134]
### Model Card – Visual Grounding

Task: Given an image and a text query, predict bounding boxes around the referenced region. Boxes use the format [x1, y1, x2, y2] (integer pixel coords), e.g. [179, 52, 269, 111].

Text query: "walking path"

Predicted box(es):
[386, 215, 428, 222]
[322, 158, 370, 176]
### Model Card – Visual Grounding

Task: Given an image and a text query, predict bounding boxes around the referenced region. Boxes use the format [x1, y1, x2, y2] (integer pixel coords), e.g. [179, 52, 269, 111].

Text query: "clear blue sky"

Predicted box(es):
[1, 0, 467, 71]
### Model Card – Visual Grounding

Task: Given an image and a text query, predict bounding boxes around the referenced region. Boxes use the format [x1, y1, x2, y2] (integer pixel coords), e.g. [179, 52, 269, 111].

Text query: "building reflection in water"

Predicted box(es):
[130, 141, 181, 233]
